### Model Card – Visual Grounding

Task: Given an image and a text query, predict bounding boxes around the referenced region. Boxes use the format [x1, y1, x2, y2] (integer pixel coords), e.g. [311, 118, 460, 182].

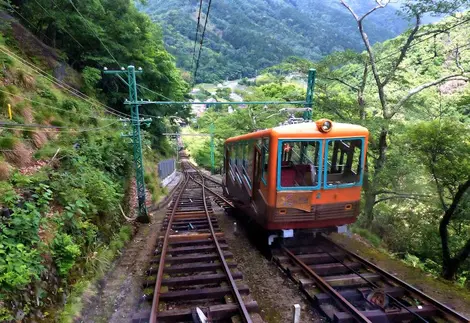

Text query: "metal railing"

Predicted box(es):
[157, 159, 176, 180]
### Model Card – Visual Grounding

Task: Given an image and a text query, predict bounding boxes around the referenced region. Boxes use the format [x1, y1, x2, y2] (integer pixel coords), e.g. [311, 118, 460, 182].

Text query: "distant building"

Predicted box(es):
[191, 99, 206, 117]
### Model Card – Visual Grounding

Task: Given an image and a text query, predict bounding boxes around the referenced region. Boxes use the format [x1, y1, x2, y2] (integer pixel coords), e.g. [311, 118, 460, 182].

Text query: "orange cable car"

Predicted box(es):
[223, 119, 369, 244]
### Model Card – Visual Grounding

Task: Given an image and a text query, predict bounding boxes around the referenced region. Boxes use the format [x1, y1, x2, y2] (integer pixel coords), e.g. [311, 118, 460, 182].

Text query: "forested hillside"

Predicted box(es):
[184, 1, 470, 285]
[0, 1, 185, 321]
[141, 0, 407, 83]
[1, 0, 190, 148]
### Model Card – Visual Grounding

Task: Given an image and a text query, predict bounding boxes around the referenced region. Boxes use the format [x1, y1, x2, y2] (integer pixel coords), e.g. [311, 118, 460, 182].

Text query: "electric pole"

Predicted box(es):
[210, 122, 215, 174]
[104, 65, 151, 223]
[304, 69, 316, 120]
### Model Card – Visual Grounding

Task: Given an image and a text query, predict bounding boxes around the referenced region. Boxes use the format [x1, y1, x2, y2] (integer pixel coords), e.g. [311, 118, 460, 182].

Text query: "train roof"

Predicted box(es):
[225, 121, 369, 144]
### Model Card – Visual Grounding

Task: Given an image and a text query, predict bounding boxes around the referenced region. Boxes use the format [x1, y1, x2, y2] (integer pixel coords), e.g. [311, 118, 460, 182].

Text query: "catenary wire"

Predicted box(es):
[0, 89, 117, 121]
[32, 0, 85, 49]
[193, 0, 213, 83]
[7, 3, 54, 44]
[0, 120, 121, 133]
[0, 46, 130, 118]
[68, 0, 121, 67]
[192, 0, 204, 71]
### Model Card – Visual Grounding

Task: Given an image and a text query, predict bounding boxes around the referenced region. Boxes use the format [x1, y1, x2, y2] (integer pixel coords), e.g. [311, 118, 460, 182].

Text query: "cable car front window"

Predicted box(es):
[279, 140, 321, 189]
[324, 138, 364, 188]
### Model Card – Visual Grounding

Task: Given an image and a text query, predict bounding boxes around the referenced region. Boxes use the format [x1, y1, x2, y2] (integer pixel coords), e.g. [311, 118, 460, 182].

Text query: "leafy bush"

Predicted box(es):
[50, 118, 65, 127]
[51, 233, 81, 277]
[0, 181, 16, 207]
[82, 67, 101, 96]
[39, 88, 58, 102]
[51, 163, 121, 220]
[0, 136, 18, 149]
[351, 226, 382, 248]
[0, 201, 44, 318]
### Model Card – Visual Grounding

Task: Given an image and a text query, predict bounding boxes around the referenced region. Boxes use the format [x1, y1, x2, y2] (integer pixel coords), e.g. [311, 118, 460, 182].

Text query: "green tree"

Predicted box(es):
[409, 120, 470, 279]
[340, 0, 470, 226]
[7, 0, 189, 144]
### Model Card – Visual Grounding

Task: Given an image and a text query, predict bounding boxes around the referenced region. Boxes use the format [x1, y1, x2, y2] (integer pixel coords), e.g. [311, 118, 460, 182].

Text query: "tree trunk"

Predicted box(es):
[362, 128, 388, 226]
[442, 259, 460, 280]
[363, 190, 376, 227]
[439, 179, 470, 280]
[358, 63, 368, 120]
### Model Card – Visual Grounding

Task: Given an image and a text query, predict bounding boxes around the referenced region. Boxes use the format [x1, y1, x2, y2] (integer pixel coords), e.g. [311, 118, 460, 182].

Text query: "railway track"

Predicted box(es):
[134, 160, 261, 323]
[273, 234, 470, 323]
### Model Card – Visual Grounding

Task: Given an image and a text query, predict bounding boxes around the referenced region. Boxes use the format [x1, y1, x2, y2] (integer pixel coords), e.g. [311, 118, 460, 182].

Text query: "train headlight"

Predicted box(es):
[316, 119, 333, 133]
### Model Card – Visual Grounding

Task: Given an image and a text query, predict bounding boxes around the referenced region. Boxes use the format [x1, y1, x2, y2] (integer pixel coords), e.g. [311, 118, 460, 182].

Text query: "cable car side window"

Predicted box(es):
[277, 140, 322, 190]
[324, 138, 364, 188]
[245, 140, 254, 185]
[261, 137, 269, 184]
[230, 144, 236, 166]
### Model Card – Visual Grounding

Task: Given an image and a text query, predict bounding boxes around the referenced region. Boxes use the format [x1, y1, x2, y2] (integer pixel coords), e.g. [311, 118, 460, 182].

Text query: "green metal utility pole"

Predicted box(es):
[175, 134, 179, 161]
[210, 122, 215, 174]
[104, 65, 151, 223]
[303, 68, 316, 121]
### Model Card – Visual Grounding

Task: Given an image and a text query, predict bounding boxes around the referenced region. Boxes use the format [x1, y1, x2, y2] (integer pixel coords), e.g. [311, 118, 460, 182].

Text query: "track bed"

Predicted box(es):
[133, 161, 263, 323]
[273, 235, 469, 323]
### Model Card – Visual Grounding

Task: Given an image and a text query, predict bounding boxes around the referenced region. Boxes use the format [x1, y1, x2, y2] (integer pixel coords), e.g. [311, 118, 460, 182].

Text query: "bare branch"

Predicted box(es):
[382, 13, 421, 87]
[415, 28, 448, 39]
[430, 161, 448, 211]
[325, 77, 359, 91]
[343, 1, 386, 114]
[340, 0, 359, 21]
[374, 194, 429, 205]
[359, 63, 369, 92]
[440, 179, 470, 268]
[455, 44, 465, 73]
[360, 1, 388, 22]
[390, 74, 469, 118]
[374, 189, 431, 198]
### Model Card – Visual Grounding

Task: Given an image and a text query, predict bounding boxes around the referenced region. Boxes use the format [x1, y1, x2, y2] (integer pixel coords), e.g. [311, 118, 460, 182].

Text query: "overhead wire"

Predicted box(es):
[32, 0, 132, 119]
[0, 46, 121, 114]
[137, 84, 173, 101]
[6, 3, 54, 44]
[32, 0, 85, 49]
[193, 0, 213, 83]
[68, 0, 121, 67]
[0, 89, 116, 121]
[191, 0, 204, 72]
[66, 0, 166, 119]
[0, 120, 121, 133]
[0, 46, 129, 118]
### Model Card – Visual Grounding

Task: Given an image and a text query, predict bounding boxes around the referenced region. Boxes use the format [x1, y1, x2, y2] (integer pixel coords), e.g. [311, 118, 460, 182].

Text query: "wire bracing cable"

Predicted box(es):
[193, 0, 213, 83]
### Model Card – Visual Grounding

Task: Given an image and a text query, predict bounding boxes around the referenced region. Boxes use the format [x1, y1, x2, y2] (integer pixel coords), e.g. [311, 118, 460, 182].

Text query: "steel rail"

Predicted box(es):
[149, 174, 190, 323]
[190, 175, 234, 208]
[186, 161, 223, 186]
[200, 172, 223, 186]
[149, 173, 185, 212]
[319, 246, 429, 323]
[321, 234, 470, 323]
[200, 173, 253, 323]
[281, 246, 373, 323]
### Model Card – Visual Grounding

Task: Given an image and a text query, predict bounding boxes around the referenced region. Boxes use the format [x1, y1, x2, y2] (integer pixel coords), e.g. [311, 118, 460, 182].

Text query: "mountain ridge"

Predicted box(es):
[140, 0, 409, 82]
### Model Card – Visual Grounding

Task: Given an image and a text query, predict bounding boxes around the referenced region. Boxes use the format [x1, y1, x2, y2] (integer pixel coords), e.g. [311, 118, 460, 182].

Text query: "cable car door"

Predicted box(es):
[252, 146, 262, 199]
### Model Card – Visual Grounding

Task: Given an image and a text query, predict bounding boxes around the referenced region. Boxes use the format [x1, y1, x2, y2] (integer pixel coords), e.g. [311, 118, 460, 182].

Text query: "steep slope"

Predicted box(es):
[0, 13, 168, 321]
[140, 0, 407, 82]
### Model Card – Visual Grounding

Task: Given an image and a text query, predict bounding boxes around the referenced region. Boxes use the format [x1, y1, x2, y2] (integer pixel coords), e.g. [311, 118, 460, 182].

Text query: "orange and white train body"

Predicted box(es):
[223, 120, 369, 243]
